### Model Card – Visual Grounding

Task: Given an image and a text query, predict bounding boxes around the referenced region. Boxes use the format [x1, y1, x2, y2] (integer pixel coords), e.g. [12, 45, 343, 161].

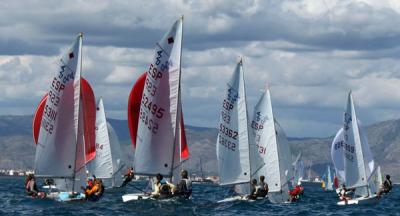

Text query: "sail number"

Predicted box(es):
[218, 134, 236, 151]
[148, 64, 163, 81]
[139, 110, 159, 134]
[222, 99, 234, 111]
[219, 124, 238, 140]
[145, 77, 157, 96]
[41, 118, 54, 135]
[251, 121, 264, 131]
[141, 94, 165, 119]
[48, 90, 60, 107]
[221, 111, 231, 124]
[256, 144, 266, 155]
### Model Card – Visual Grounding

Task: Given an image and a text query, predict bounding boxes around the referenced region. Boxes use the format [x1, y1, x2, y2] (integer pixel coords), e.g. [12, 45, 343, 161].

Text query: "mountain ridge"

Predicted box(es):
[0, 115, 399, 181]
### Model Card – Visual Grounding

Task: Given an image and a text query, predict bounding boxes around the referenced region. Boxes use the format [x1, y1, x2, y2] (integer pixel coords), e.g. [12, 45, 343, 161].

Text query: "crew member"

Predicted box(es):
[175, 170, 192, 198]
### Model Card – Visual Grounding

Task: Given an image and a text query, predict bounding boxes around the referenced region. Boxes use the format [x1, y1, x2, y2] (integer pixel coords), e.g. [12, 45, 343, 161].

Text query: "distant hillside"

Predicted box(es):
[0, 115, 399, 181]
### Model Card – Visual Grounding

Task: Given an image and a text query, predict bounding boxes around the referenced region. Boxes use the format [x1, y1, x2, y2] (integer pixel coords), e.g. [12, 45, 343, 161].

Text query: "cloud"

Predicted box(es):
[1, 0, 400, 137]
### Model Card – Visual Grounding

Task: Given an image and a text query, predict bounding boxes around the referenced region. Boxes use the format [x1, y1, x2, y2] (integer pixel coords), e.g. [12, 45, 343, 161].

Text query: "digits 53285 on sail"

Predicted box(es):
[139, 50, 172, 135]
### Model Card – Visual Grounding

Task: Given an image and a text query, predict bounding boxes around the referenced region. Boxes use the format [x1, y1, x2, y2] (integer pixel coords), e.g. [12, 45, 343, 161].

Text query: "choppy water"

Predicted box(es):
[1, 176, 399, 215]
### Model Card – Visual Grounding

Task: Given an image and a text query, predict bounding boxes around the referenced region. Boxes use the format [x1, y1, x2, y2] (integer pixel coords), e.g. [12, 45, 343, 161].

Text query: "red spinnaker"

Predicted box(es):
[127, 72, 146, 148]
[80, 78, 96, 162]
[32, 93, 48, 144]
[32, 78, 96, 163]
[127, 72, 190, 159]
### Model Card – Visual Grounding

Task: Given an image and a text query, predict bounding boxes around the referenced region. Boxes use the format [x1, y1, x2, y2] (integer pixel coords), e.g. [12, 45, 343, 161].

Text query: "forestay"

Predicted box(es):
[217, 60, 251, 187]
[134, 17, 184, 177]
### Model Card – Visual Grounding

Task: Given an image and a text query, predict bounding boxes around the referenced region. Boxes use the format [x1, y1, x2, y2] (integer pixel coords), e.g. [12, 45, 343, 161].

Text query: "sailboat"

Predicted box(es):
[216, 59, 256, 203]
[122, 17, 190, 202]
[255, 87, 294, 204]
[88, 98, 126, 189]
[332, 91, 379, 205]
[32, 34, 96, 201]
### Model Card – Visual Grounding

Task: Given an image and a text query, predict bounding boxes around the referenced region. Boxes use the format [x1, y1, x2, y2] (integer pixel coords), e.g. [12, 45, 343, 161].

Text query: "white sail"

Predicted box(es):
[269, 120, 292, 203]
[253, 88, 291, 203]
[217, 60, 251, 186]
[250, 87, 271, 181]
[343, 92, 374, 196]
[134, 17, 183, 177]
[326, 165, 333, 190]
[89, 98, 114, 179]
[331, 128, 345, 181]
[107, 122, 125, 187]
[35, 35, 82, 180]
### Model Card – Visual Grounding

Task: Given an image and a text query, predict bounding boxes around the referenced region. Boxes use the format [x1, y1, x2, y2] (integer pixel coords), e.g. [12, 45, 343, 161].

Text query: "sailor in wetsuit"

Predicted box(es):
[150, 173, 176, 199]
[175, 170, 192, 199]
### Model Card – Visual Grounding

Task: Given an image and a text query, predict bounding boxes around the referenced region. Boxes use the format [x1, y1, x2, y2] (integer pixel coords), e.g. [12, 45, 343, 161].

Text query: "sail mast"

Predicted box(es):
[71, 33, 83, 193]
[169, 15, 184, 182]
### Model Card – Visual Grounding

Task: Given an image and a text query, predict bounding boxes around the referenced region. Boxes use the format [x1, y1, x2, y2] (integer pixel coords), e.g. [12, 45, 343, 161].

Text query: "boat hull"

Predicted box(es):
[337, 195, 379, 205]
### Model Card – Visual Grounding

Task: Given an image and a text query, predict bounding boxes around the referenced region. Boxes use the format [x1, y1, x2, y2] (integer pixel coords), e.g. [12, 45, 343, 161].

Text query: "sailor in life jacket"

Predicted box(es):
[175, 170, 192, 198]
[151, 173, 176, 199]
[85, 178, 104, 201]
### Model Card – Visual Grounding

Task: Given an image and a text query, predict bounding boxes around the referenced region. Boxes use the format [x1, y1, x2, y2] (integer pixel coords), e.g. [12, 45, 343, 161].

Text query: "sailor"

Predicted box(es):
[150, 173, 176, 199]
[338, 184, 350, 203]
[121, 167, 135, 187]
[175, 170, 192, 198]
[378, 174, 393, 197]
[383, 175, 393, 194]
[85, 178, 104, 201]
[247, 179, 259, 200]
[25, 174, 39, 197]
[289, 183, 303, 202]
[258, 175, 268, 198]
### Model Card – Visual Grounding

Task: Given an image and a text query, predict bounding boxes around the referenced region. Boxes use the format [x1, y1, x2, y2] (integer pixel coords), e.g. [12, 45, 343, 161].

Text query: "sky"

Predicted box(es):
[1, 0, 400, 137]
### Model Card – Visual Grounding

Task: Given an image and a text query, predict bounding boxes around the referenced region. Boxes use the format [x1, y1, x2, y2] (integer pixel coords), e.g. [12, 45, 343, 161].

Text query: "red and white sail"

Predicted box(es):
[32, 78, 96, 164]
[131, 17, 188, 177]
[33, 35, 96, 191]
[34, 35, 83, 179]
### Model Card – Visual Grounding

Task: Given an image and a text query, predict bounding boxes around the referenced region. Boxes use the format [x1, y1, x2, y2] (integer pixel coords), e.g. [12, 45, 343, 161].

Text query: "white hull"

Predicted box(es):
[122, 193, 189, 202]
[122, 193, 152, 202]
[47, 192, 86, 202]
[337, 195, 379, 205]
[217, 195, 267, 203]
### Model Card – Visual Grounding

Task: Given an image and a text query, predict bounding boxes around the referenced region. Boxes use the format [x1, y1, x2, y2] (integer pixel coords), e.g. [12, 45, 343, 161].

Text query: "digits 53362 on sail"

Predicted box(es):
[218, 87, 239, 152]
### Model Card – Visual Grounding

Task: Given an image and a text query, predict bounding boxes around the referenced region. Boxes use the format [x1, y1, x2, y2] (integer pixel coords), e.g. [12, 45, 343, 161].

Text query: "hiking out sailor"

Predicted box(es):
[338, 184, 351, 203]
[121, 167, 135, 187]
[258, 175, 268, 198]
[84, 178, 104, 201]
[25, 174, 39, 197]
[378, 174, 393, 197]
[175, 170, 192, 198]
[289, 182, 303, 202]
[247, 179, 259, 200]
[149, 173, 176, 199]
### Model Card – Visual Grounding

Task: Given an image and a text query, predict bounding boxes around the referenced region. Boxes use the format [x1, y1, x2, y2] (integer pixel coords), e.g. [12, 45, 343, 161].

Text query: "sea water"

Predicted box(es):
[1, 176, 399, 215]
